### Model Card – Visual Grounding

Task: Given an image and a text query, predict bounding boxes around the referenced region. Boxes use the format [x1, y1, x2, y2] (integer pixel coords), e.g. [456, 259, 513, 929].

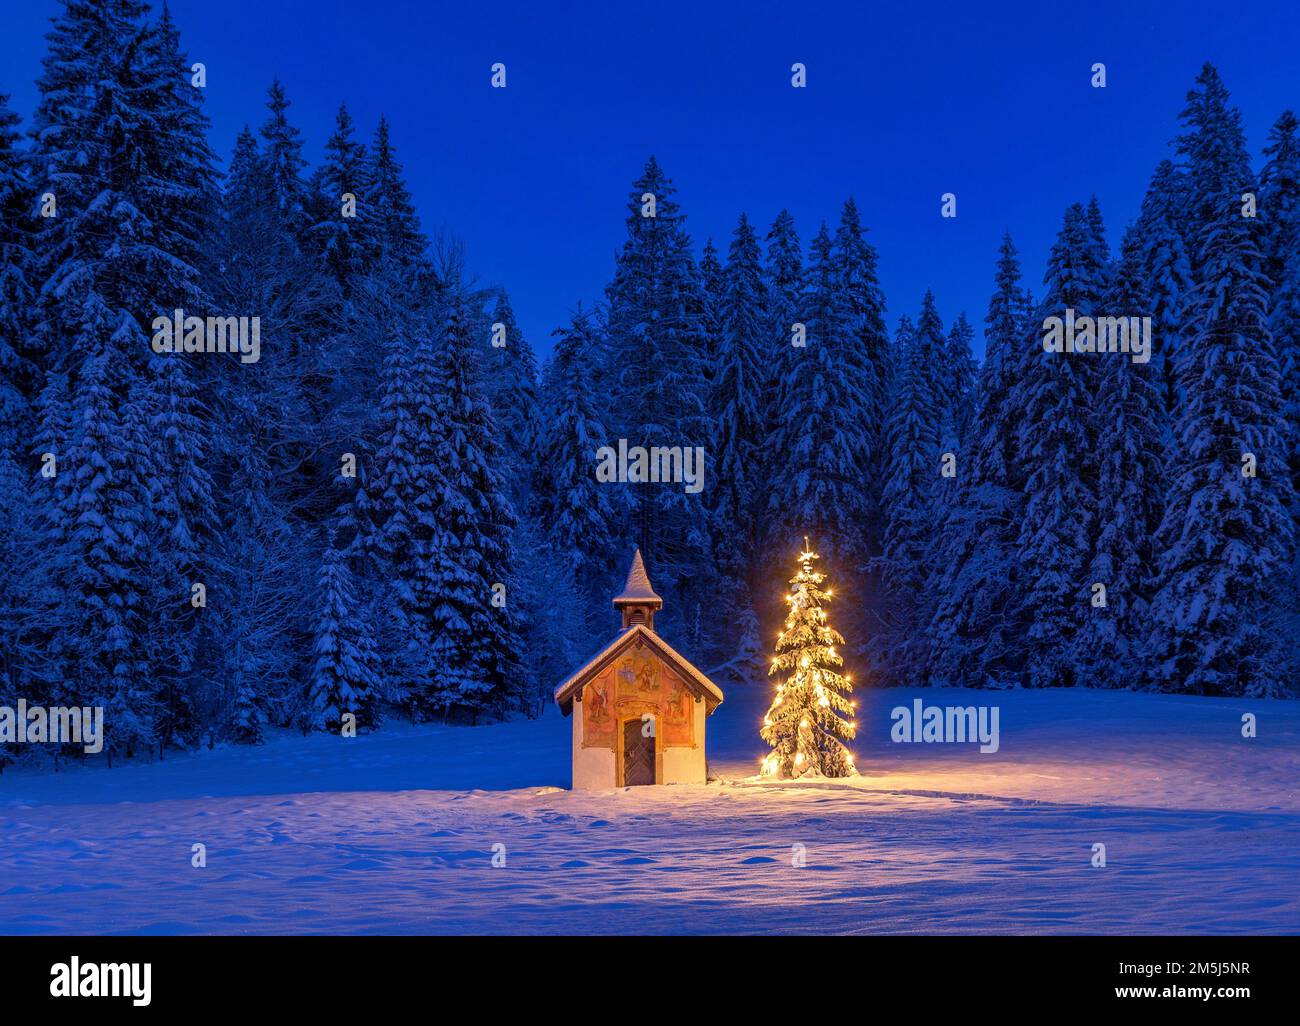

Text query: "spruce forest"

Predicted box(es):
[0, 0, 1297, 770]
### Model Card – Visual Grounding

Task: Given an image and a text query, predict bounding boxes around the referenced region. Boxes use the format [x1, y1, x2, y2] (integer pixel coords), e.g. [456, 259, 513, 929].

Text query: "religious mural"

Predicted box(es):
[582, 639, 695, 749]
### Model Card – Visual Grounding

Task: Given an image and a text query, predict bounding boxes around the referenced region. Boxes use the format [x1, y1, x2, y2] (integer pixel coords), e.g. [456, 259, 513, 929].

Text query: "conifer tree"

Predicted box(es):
[0, 94, 30, 695]
[708, 213, 767, 682]
[1010, 203, 1107, 687]
[258, 78, 310, 236]
[360, 300, 444, 713]
[1150, 66, 1295, 696]
[832, 198, 891, 501]
[27, 0, 203, 753]
[136, 8, 227, 750]
[204, 123, 325, 738]
[698, 237, 726, 382]
[309, 540, 380, 731]
[511, 519, 592, 716]
[417, 286, 525, 718]
[0, 91, 33, 454]
[759, 209, 803, 541]
[1136, 160, 1194, 422]
[603, 157, 710, 633]
[768, 224, 871, 556]
[760, 540, 856, 777]
[877, 293, 945, 681]
[367, 116, 428, 270]
[927, 237, 1032, 686]
[532, 307, 621, 620]
[308, 104, 372, 287]
[1075, 227, 1165, 688]
[940, 312, 978, 447]
[482, 289, 540, 506]
[1085, 195, 1113, 289]
[1259, 111, 1300, 508]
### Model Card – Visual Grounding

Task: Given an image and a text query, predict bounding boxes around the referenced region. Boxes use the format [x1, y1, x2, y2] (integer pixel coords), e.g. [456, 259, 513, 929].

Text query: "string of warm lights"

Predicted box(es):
[759, 538, 858, 778]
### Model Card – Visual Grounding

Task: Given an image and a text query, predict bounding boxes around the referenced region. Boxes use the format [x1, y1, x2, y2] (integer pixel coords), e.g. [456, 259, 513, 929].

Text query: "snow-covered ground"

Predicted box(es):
[2, 685, 1297, 934]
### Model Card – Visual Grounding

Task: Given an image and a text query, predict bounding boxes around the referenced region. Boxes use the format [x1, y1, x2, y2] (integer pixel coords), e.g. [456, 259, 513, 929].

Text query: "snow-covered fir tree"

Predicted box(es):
[1259, 110, 1300, 510]
[1259, 110, 1300, 673]
[707, 213, 768, 683]
[25, 0, 224, 756]
[602, 157, 711, 640]
[204, 121, 326, 739]
[482, 288, 541, 506]
[759, 208, 803, 543]
[877, 292, 945, 682]
[258, 78, 310, 236]
[136, 5, 223, 751]
[417, 287, 526, 718]
[0, 91, 33, 442]
[761, 540, 856, 777]
[531, 306, 621, 624]
[367, 116, 428, 271]
[307, 103, 373, 287]
[920, 310, 979, 684]
[927, 236, 1033, 687]
[1149, 65, 1295, 696]
[767, 223, 871, 568]
[832, 197, 891, 547]
[1074, 226, 1166, 688]
[309, 539, 380, 731]
[698, 236, 726, 383]
[940, 313, 978, 446]
[1010, 202, 1108, 688]
[0, 89, 34, 721]
[1135, 160, 1194, 425]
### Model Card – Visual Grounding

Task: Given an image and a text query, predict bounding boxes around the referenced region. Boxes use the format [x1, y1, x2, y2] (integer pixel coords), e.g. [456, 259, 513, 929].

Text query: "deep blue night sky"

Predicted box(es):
[2, 0, 1298, 358]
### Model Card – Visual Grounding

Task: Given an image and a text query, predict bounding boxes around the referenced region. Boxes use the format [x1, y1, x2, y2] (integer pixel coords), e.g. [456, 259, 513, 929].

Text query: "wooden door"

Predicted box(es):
[622, 717, 656, 786]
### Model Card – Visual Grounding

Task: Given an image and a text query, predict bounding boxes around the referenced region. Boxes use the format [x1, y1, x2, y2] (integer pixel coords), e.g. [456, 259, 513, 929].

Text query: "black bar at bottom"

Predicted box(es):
[0, 935, 1290, 1013]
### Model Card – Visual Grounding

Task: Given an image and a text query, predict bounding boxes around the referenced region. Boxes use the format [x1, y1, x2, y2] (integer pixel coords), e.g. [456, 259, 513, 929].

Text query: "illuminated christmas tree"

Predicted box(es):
[760, 539, 857, 777]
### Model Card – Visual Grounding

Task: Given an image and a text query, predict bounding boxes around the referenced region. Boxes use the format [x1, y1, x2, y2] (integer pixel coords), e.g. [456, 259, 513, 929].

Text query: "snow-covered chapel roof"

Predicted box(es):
[553, 624, 724, 715]
[612, 548, 662, 608]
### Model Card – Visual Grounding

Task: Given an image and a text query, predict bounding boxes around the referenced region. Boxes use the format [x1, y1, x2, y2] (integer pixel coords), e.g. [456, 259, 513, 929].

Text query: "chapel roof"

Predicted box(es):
[612, 548, 663, 608]
[553, 624, 724, 716]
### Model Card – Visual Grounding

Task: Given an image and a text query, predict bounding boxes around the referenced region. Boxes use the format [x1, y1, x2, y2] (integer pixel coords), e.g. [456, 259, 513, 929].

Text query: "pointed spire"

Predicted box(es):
[614, 548, 663, 608]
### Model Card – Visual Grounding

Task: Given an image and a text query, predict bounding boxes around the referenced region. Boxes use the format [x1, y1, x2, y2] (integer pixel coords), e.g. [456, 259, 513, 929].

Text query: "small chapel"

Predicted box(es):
[554, 550, 724, 789]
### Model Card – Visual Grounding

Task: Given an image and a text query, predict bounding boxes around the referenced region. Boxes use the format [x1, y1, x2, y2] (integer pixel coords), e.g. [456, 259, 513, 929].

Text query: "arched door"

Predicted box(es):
[621, 716, 656, 786]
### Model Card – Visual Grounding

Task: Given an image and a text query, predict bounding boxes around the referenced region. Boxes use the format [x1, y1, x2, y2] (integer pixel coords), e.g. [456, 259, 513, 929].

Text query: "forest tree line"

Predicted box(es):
[0, 1, 1297, 767]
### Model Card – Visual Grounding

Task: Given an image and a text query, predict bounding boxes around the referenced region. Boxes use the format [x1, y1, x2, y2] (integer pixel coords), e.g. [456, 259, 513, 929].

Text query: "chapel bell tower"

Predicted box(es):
[612, 548, 663, 631]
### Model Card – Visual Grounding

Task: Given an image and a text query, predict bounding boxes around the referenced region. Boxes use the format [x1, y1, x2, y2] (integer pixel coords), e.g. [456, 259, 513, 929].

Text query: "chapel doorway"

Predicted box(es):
[622, 717, 656, 786]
